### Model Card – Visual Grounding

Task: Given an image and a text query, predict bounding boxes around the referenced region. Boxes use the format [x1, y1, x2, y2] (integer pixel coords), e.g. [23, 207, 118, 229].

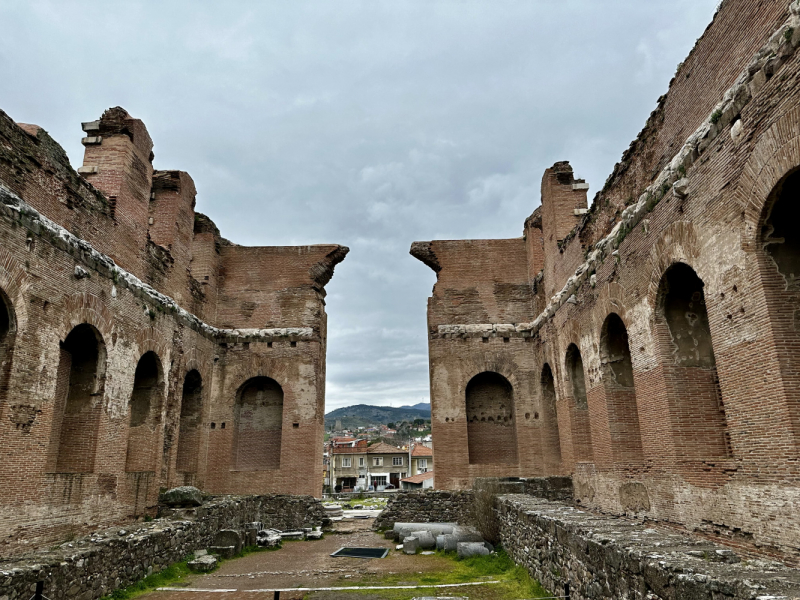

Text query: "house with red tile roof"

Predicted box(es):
[401, 470, 434, 490]
[331, 442, 409, 492]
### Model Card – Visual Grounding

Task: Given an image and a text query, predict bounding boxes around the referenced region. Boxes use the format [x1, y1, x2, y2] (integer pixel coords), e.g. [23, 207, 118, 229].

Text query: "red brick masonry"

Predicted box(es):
[412, 0, 800, 563]
[0, 106, 347, 553]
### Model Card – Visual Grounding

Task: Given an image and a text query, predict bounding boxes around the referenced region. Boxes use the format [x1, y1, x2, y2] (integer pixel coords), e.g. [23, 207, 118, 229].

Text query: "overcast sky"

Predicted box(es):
[0, 0, 719, 411]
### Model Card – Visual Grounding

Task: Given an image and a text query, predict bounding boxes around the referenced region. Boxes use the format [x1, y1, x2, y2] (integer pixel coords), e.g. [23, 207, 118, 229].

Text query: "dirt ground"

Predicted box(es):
[140, 517, 477, 600]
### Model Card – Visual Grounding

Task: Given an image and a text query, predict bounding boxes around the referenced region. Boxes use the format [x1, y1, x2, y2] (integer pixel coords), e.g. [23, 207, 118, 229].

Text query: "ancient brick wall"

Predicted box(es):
[412, 0, 800, 561]
[0, 107, 347, 554]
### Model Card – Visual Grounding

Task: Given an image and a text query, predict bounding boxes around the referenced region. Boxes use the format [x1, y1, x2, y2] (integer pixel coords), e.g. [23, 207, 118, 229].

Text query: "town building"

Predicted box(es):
[400, 471, 434, 490]
[331, 442, 408, 491]
[409, 444, 433, 477]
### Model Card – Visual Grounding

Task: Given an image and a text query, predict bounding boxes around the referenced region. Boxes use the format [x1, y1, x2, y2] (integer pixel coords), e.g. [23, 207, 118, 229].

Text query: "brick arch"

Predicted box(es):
[538, 360, 562, 472]
[459, 354, 522, 397]
[0, 247, 29, 333]
[133, 328, 171, 368]
[53, 294, 113, 400]
[650, 260, 731, 464]
[59, 293, 114, 345]
[182, 347, 212, 378]
[646, 221, 702, 311]
[225, 357, 291, 407]
[592, 283, 631, 332]
[736, 105, 800, 251]
[0, 249, 27, 414]
[232, 375, 285, 471]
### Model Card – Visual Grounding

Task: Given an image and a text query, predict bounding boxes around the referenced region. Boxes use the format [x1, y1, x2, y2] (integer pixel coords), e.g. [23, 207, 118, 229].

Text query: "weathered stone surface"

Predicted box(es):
[409, 531, 436, 549]
[499, 495, 800, 600]
[457, 542, 490, 558]
[375, 492, 472, 530]
[0, 494, 325, 600]
[403, 536, 419, 555]
[188, 554, 217, 572]
[209, 545, 237, 559]
[160, 486, 204, 507]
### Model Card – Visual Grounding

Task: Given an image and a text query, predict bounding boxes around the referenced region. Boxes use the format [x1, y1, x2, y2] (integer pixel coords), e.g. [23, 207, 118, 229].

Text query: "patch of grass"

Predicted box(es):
[710, 109, 723, 125]
[102, 558, 193, 599]
[332, 549, 551, 600]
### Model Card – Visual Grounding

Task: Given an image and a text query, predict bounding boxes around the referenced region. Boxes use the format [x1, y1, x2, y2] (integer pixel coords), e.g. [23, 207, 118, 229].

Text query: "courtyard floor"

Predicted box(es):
[137, 515, 550, 600]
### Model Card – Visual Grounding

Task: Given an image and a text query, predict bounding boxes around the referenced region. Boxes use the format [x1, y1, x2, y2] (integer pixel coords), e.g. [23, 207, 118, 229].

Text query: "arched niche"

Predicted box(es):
[48, 323, 106, 473]
[599, 313, 644, 463]
[655, 263, 730, 460]
[176, 369, 203, 477]
[540, 363, 562, 471]
[565, 343, 593, 462]
[233, 376, 284, 471]
[126, 351, 165, 473]
[465, 371, 518, 465]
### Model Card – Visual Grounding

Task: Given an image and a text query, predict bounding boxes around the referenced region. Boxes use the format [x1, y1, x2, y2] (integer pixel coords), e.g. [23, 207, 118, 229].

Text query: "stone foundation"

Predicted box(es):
[498, 494, 800, 600]
[373, 490, 473, 530]
[0, 494, 325, 600]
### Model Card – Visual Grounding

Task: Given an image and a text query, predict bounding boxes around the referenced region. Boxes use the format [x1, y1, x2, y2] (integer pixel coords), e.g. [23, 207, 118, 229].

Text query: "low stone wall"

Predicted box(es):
[0, 494, 325, 600]
[474, 476, 573, 501]
[373, 490, 473, 530]
[498, 495, 800, 600]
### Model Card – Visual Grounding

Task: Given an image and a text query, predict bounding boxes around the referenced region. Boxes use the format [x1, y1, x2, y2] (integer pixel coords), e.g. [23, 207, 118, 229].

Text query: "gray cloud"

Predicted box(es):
[0, 0, 718, 410]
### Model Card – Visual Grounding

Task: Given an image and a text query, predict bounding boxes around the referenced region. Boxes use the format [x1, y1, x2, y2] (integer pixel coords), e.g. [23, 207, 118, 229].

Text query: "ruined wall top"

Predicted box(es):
[0, 107, 348, 335]
[412, 0, 794, 331]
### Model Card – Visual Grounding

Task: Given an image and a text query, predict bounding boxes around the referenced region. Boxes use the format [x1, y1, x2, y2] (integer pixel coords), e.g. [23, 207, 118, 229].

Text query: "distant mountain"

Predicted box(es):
[325, 403, 431, 430]
[400, 402, 431, 411]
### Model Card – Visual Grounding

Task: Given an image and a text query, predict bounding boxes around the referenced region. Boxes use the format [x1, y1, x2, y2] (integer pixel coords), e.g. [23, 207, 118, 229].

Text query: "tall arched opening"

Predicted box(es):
[233, 376, 284, 471]
[0, 289, 15, 406]
[126, 351, 164, 473]
[656, 263, 729, 459]
[565, 343, 593, 462]
[176, 369, 203, 479]
[599, 313, 644, 463]
[466, 371, 518, 465]
[540, 363, 562, 471]
[759, 167, 800, 444]
[49, 323, 106, 473]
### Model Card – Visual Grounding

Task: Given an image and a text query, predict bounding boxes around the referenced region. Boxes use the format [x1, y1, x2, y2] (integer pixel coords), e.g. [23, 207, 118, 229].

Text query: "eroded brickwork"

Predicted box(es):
[0, 106, 347, 554]
[413, 0, 800, 562]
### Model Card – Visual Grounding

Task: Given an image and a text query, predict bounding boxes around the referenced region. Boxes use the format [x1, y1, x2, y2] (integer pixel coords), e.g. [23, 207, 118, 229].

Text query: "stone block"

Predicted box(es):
[243, 527, 258, 548]
[457, 542, 491, 558]
[159, 486, 203, 507]
[212, 529, 242, 555]
[188, 554, 217, 572]
[410, 530, 435, 549]
[209, 546, 236, 559]
[403, 536, 419, 554]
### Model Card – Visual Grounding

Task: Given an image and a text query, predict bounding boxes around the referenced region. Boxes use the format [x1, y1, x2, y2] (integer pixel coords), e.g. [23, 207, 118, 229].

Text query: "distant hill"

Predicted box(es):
[400, 402, 431, 411]
[325, 404, 431, 430]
